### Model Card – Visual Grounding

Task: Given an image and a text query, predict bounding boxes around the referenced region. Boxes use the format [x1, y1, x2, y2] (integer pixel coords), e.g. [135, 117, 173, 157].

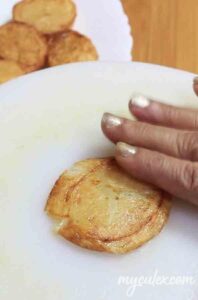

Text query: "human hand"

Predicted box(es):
[101, 77, 198, 206]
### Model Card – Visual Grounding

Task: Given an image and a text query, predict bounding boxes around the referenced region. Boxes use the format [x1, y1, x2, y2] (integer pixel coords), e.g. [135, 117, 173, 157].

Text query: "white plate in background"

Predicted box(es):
[0, 0, 132, 61]
[0, 62, 198, 300]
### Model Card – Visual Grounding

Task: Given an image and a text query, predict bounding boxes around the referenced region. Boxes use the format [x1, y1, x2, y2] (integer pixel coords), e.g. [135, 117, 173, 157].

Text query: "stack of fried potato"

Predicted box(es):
[0, 0, 98, 84]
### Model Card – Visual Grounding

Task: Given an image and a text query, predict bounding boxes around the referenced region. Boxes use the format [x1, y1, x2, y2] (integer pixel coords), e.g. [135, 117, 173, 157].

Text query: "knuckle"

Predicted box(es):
[123, 120, 148, 140]
[180, 163, 198, 192]
[176, 132, 198, 161]
[122, 120, 133, 137]
[153, 154, 166, 171]
[135, 122, 148, 136]
[122, 120, 133, 141]
[164, 106, 198, 130]
[145, 153, 166, 174]
[175, 132, 186, 157]
[164, 105, 179, 126]
[188, 133, 198, 161]
[192, 115, 198, 129]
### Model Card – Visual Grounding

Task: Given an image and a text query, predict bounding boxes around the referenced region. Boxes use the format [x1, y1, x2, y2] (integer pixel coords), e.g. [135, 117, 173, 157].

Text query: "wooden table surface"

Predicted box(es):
[122, 0, 198, 74]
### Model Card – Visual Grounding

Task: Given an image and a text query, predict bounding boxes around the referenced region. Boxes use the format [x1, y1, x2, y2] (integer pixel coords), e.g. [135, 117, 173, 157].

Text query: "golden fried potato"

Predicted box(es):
[0, 22, 47, 72]
[13, 0, 76, 34]
[59, 197, 171, 254]
[100, 197, 171, 254]
[47, 31, 98, 66]
[46, 158, 172, 254]
[0, 59, 25, 83]
[46, 159, 101, 218]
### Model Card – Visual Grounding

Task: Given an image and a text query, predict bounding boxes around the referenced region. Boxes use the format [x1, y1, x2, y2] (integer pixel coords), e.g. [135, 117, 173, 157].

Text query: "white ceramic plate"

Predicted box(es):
[0, 62, 198, 300]
[0, 0, 132, 61]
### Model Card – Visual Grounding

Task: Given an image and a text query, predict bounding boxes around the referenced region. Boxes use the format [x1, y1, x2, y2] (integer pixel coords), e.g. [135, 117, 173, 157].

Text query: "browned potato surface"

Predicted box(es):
[0, 59, 25, 83]
[13, 0, 76, 34]
[48, 30, 98, 66]
[46, 158, 171, 254]
[0, 22, 47, 72]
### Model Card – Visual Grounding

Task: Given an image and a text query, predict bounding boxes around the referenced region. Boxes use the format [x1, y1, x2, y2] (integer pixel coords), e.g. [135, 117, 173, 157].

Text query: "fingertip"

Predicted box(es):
[101, 112, 122, 136]
[116, 142, 137, 158]
[129, 93, 150, 110]
[193, 77, 198, 96]
[101, 113, 124, 143]
[101, 113, 107, 134]
[115, 142, 139, 174]
[129, 93, 154, 122]
[101, 113, 122, 129]
[193, 76, 198, 84]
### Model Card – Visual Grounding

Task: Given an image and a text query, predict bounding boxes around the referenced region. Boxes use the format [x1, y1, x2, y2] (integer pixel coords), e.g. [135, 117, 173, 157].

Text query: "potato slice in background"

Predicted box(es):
[0, 22, 47, 72]
[0, 59, 25, 83]
[13, 0, 76, 34]
[48, 30, 98, 66]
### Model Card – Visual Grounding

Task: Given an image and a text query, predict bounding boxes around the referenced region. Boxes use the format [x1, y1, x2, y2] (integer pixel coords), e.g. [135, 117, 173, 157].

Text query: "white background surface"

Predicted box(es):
[0, 62, 198, 299]
[0, 0, 132, 61]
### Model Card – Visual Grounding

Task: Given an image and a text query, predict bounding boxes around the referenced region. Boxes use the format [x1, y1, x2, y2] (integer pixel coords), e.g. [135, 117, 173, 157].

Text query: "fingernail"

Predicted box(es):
[102, 113, 122, 128]
[193, 76, 198, 85]
[116, 142, 137, 157]
[130, 94, 150, 108]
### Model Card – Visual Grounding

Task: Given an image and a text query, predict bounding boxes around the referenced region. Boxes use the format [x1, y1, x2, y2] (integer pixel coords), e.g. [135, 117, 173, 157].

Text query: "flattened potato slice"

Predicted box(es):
[13, 0, 76, 34]
[48, 31, 98, 66]
[0, 59, 25, 83]
[59, 197, 171, 254]
[0, 22, 47, 72]
[46, 158, 162, 240]
[46, 158, 172, 253]
[45, 159, 103, 218]
[63, 158, 162, 240]
[102, 196, 171, 254]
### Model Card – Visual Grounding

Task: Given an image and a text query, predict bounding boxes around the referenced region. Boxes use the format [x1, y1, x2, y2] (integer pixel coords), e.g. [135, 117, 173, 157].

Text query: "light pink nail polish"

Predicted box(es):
[102, 113, 122, 128]
[116, 142, 137, 157]
[130, 94, 150, 108]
